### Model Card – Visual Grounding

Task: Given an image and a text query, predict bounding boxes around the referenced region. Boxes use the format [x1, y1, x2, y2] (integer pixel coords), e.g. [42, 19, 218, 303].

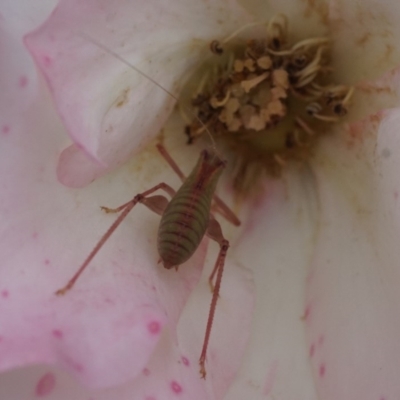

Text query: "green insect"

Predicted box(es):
[56, 143, 240, 378]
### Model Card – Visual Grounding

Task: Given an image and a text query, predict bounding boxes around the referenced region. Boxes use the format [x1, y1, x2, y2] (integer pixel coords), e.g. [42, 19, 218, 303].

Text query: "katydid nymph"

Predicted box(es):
[55, 35, 241, 378]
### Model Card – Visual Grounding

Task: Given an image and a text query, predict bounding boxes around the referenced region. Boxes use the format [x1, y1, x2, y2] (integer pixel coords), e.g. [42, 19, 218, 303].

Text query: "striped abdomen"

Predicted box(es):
[157, 149, 225, 269]
[157, 186, 211, 268]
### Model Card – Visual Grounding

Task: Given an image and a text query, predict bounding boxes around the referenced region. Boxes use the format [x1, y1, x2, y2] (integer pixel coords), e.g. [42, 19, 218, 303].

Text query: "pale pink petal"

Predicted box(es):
[1, 17, 254, 392]
[0, 254, 254, 399]
[24, 0, 253, 186]
[329, 0, 400, 83]
[304, 111, 400, 399]
[0, 59, 212, 388]
[57, 144, 108, 188]
[0, 0, 255, 391]
[224, 177, 319, 399]
[0, 0, 58, 36]
[0, 0, 57, 130]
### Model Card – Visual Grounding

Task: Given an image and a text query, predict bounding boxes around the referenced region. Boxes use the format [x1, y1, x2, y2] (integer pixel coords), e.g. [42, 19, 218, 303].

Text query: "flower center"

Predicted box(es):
[181, 15, 354, 193]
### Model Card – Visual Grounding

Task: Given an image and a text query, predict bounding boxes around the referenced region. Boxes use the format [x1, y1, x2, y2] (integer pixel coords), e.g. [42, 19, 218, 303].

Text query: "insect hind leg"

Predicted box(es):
[55, 182, 175, 296]
[199, 216, 230, 379]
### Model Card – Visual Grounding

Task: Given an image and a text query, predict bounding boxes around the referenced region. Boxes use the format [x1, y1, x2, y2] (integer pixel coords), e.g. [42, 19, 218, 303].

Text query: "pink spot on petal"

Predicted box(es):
[35, 372, 56, 397]
[145, 397, 156, 400]
[73, 363, 83, 372]
[64, 356, 84, 373]
[394, 191, 399, 200]
[2, 125, 10, 135]
[318, 334, 324, 346]
[142, 368, 150, 376]
[32, 232, 39, 239]
[44, 259, 50, 265]
[42, 55, 52, 67]
[319, 363, 326, 378]
[147, 321, 161, 335]
[52, 329, 63, 339]
[170, 380, 182, 394]
[181, 356, 190, 366]
[303, 304, 312, 321]
[309, 343, 315, 358]
[19, 75, 28, 88]
[1, 290, 9, 298]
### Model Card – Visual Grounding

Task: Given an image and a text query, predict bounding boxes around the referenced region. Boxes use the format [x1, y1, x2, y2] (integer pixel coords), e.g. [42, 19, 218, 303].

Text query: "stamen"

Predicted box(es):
[210, 90, 231, 108]
[210, 40, 223, 55]
[241, 72, 269, 93]
[312, 113, 340, 122]
[182, 15, 355, 193]
[342, 87, 355, 105]
[295, 117, 315, 135]
[291, 37, 330, 51]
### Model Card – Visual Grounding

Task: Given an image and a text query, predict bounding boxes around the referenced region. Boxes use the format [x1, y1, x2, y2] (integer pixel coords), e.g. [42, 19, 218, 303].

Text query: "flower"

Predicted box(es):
[1, 1, 400, 400]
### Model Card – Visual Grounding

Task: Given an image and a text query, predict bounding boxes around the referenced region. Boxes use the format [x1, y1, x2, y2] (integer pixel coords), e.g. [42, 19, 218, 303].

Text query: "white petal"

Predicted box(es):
[225, 174, 319, 399]
[329, 0, 400, 83]
[305, 112, 400, 399]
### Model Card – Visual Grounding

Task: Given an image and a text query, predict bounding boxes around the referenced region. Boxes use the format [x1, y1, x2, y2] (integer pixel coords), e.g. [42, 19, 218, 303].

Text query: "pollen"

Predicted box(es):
[181, 15, 354, 193]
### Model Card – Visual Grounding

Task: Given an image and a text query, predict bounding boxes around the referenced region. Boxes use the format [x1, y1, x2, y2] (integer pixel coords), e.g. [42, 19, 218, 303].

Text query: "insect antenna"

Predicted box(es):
[78, 32, 221, 157]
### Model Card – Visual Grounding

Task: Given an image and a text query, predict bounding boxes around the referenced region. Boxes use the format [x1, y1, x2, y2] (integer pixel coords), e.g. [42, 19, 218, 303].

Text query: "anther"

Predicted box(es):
[306, 102, 322, 116]
[210, 40, 223, 55]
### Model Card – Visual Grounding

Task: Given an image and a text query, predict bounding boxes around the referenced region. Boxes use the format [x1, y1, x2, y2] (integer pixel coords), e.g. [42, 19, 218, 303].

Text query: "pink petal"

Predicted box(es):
[1, 0, 58, 35]
[0, 0, 57, 131]
[305, 111, 400, 399]
[0, 48, 211, 387]
[0, 256, 254, 399]
[56, 144, 108, 188]
[0, 7, 255, 391]
[24, 0, 253, 186]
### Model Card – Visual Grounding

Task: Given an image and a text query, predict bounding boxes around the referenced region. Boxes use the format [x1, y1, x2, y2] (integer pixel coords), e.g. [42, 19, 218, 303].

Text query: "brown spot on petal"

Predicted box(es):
[115, 88, 130, 108]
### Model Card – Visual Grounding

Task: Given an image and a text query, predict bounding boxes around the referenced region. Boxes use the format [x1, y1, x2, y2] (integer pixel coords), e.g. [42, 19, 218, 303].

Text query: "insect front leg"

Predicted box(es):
[206, 217, 230, 293]
[55, 183, 175, 295]
[199, 216, 230, 379]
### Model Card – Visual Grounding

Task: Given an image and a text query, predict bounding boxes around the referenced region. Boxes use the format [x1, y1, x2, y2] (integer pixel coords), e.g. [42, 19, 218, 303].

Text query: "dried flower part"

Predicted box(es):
[183, 15, 354, 193]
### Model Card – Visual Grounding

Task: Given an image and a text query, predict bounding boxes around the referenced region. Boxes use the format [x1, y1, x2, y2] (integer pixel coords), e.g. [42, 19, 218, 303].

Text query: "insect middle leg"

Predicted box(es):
[55, 183, 175, 295]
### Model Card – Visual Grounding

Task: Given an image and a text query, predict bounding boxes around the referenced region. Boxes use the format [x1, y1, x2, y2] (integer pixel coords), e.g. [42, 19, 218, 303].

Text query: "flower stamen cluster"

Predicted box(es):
[183, 15, 355, 192]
